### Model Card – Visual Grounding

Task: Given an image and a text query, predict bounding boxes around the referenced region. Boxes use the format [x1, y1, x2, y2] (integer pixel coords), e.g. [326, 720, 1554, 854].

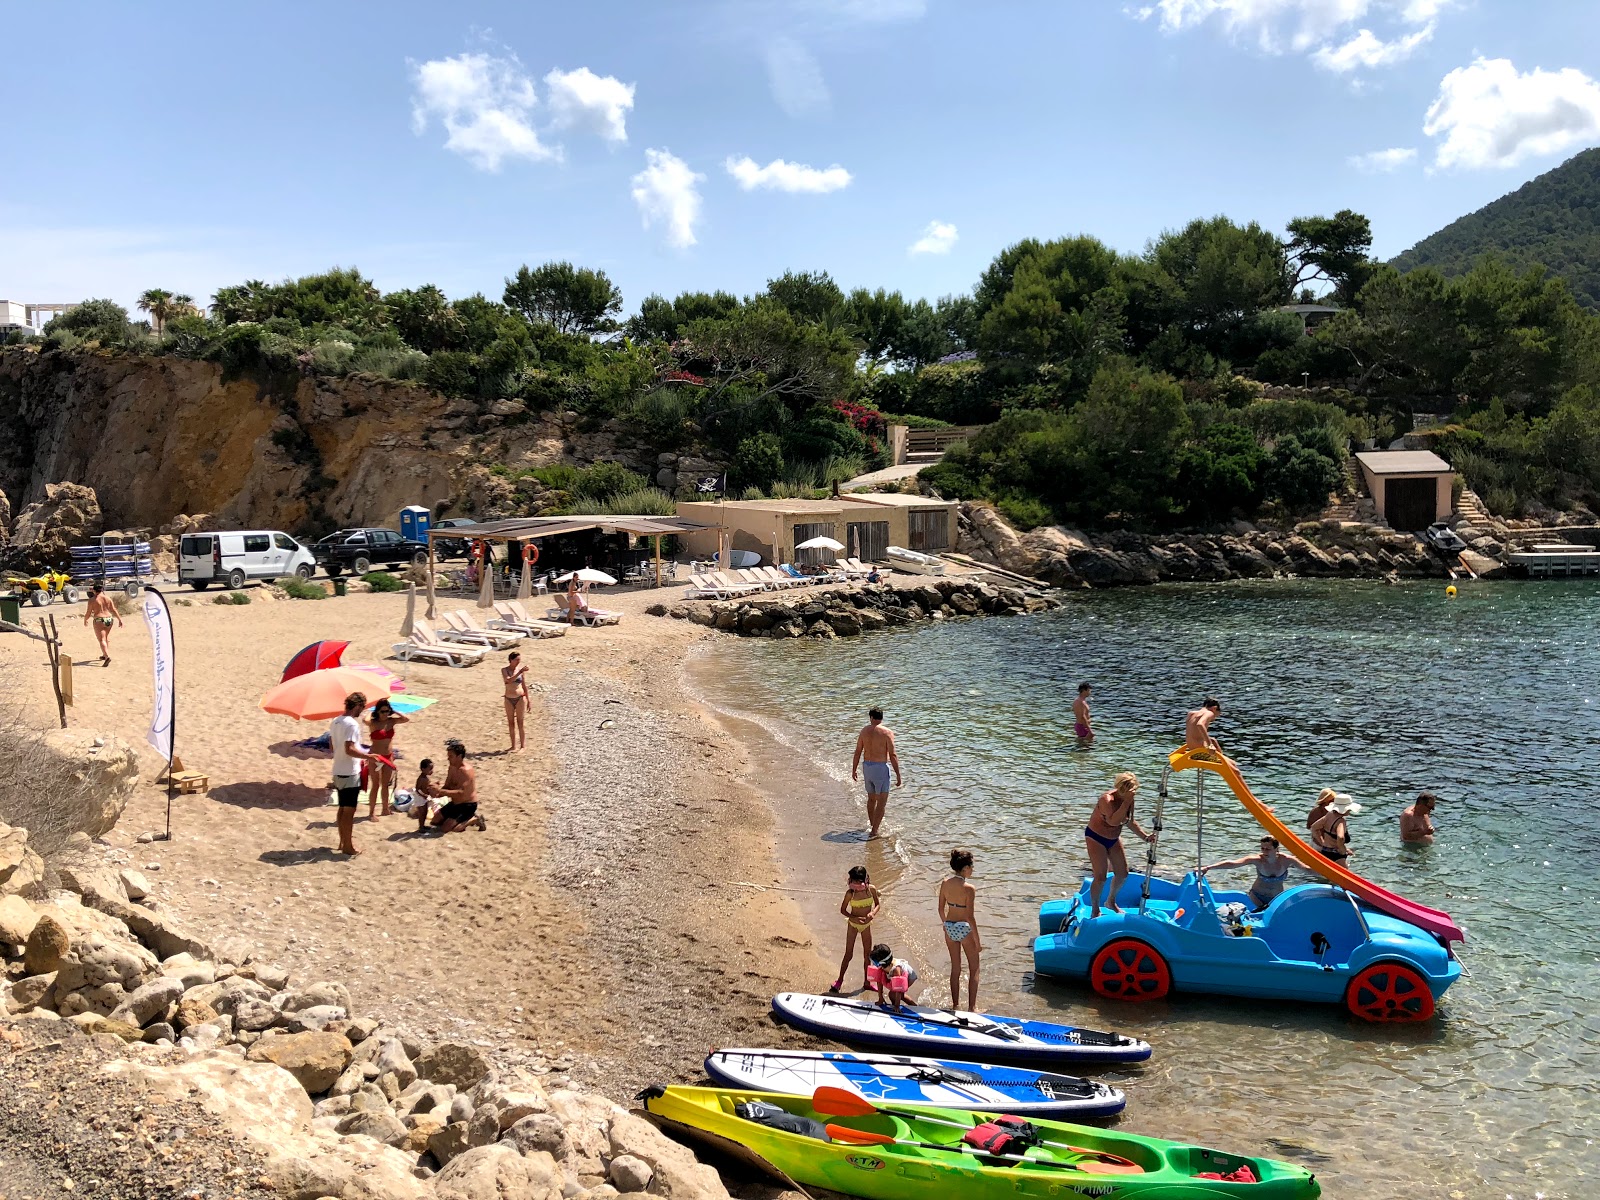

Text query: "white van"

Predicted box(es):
[177, 531, 317, 590]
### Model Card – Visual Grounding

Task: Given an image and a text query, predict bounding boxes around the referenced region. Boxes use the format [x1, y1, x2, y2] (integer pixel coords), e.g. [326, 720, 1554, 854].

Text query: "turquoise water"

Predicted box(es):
[693, 579, 1600, 1198]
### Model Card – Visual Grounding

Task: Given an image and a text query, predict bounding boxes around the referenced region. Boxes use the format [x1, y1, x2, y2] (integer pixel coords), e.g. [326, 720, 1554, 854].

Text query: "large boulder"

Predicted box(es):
[23, 912, 70, 974]
[416, 1041, 492, 1090]
[53, 932, 158, 995]
[433, 1143, 561, 1200]
[0, 893, 38, 944]
[0, 823, 44, 897]
[608, 1112, 731, 1199]
[6, 482, 101, 571]
[246, 1031, 355, 1094]
[109, 974, 185, 1028]
[36, 731, 140, 847]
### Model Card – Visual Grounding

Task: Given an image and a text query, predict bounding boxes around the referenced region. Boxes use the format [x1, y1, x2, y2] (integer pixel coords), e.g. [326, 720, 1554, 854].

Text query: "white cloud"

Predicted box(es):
[1137, 0, 1447, 68]
[725, 155, 852, 193]
[909, 221, 958, 256]
[765, 36, 830, 116]
[410, 52, 555, 170]
[631, 149, 705, 249]
[1424, 57, 1600, 169]
[544, 66, 635, 144]
[1348, 146, 1418, 171]
[1313, 23, 1432, 72]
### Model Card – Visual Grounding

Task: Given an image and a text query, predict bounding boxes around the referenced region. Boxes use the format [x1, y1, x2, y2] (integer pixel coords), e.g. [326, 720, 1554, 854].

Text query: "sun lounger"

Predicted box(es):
[568, 607, 621, 627]
[492, 601, 568, 637]
[737, 568, 780, 591]
[392, 630, 486, 666]
[443, 609, 523, 648]
[712, 571, 763, 595]
[756, 566, 800, 590]
[687, 573, 757, 599]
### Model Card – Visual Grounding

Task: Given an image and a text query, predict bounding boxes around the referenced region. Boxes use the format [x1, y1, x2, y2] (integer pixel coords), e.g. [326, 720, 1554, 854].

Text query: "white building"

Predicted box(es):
[0, 300, 27, 330]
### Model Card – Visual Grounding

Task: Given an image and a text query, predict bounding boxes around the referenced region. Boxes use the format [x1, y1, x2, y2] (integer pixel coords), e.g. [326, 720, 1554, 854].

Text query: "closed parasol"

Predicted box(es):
[280, 640, 349, 682]
[259, 666, 394, 722]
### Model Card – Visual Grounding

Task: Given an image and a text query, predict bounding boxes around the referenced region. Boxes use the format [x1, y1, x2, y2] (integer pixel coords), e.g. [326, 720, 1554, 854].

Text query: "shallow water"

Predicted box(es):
[690, 578, 1600, 1198]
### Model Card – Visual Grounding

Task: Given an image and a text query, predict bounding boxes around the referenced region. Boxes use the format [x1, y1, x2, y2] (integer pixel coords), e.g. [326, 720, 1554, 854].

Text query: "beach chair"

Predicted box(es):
[416, 616, 497, 649]
[712, 570, 762, 595]
[392, 630, 486, 667]
[569, 607, 622, 627]
[737, 568, 778, 591]
[756, 566, 799, 590]
[492, 601, 568, 638]
[684, 575, 727, 599]
[443, 609, 523, 648]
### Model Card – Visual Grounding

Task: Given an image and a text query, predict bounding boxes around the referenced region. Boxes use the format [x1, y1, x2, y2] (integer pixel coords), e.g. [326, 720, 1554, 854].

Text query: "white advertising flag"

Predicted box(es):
[141, 588, 175, 763]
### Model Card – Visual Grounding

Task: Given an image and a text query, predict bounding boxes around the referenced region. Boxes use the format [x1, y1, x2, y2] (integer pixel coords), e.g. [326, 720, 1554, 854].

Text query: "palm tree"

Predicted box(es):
[171, 294, 198, 320]
[137, 288, 175, 335]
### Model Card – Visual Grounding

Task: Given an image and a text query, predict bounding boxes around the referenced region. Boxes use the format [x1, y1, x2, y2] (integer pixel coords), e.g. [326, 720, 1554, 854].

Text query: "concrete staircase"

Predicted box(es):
[1455, 487, 1494, 529]
[1320, 457, 1389, 529]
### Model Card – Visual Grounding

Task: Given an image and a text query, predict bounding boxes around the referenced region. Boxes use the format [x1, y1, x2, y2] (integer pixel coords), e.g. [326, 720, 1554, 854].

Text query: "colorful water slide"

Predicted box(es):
[1167, 747, 1465, 945]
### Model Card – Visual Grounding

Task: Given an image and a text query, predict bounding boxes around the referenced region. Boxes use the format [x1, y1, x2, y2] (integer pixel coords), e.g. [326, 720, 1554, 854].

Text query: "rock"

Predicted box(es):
[373, 1037, 418, 1088]
[417, 1041, 493, 1091]
[608, 1155, 653, 1193]
[246, 1031, 354, 1094]
[280, 981, 352, 1013]
[36, 731, 141, 847]
[329, 1061, 366, 1096]
[162, 957, 215, 990]
[0, 894, 38, 944]
[351, 1084, 388, 1113]
[7, 971, 56, 1013]
[53, 933, 157, 994]
[503, 1113, 569, 1160]
[607, 1112, 731, 1199]
[449, 1093, 476, 1124]
[491, 1092, 548, 1129]
[278, 1003, 348, 1033]
[468, 1104, 500, 1148]
[68, 1012, 144, 1042]
[232, 996, 280, 1032]
[173, 994, 219, 1031]
[118, 868, 151, 900]
[403, 1113, 446, 1153]
[141, 1021, 177, 1044]
[109, 975, 184, 1027]
[65, 874, 213, 961]
[344, 1015, 379, 1043]
[7, 481, 101, 572]
[245, 962, 291, 991]
[433, 1143, 559, 1200]
[338, 1109, 409, 1146]
[0, 823, 44, 897]
[428, 1121, 473, 1167]
[57, 982, 126, 1018]
[314, 1094, 353, 1119]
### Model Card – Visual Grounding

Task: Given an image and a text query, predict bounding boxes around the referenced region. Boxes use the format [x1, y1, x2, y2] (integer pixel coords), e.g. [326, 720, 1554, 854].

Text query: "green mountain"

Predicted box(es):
[1392, 147, 1600, 308]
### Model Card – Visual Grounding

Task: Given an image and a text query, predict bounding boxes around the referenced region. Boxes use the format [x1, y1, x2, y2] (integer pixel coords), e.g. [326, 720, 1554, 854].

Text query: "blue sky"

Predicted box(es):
[5, 1, 1600, 317]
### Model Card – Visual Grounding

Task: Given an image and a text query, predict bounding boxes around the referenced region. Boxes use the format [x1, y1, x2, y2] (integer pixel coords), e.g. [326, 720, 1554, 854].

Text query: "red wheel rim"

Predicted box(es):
[1345, 962, 1435, 1022]
[1089, 939, 1171, 1002]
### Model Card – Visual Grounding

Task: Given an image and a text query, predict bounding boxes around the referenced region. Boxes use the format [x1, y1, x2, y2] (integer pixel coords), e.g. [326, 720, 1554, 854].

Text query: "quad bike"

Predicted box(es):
[2, 568, 81, 606]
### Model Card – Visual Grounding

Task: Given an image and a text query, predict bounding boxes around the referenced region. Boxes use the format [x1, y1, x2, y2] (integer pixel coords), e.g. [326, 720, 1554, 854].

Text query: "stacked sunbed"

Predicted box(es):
[391, 602, 573, 666]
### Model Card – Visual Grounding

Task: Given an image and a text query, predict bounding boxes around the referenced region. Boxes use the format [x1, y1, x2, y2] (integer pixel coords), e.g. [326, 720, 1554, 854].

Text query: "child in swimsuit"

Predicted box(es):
[411, 759, 440, 832]
[867, 943, 919, 1012]
[938, 848, 981, 1012]
[1200, 836, 1296, 911]
[829, 865, 882, 994]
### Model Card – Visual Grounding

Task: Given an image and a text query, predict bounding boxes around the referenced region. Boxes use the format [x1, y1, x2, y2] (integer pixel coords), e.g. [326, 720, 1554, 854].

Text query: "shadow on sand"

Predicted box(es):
[209, 782, 328, 811]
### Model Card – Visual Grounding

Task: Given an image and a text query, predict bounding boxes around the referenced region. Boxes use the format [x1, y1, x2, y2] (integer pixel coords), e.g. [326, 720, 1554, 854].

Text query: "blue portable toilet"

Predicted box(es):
[399, 505, 431, 543]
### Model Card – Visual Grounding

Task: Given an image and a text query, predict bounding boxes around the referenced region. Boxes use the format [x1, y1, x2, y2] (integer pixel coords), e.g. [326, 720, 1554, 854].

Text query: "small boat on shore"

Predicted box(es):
[640, 1085, 1322, 1199]
[770, 993, 1150, 1065]
[885, 545, 946, 575]
[705, 1048, 1126, 1118]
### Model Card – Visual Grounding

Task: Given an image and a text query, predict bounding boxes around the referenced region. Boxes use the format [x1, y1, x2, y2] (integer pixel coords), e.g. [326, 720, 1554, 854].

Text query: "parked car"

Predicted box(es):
[1425, 521, 1469, 555]
[431, 517, 478, 559]
[179, 530, 317, 590]
[313, 528, 430, 577]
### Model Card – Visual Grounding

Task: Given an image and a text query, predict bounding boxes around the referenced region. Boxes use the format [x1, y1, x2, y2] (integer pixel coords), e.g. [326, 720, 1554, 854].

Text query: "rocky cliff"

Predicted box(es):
[0, 348, 710, 542]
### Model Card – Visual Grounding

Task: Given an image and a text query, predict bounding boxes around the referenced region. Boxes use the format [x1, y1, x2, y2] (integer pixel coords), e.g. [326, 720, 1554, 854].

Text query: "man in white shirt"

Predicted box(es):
[330, 692, 375, 856]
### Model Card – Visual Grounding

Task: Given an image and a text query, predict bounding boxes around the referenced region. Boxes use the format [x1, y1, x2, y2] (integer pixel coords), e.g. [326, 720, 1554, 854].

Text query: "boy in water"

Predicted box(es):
[1073, 682, 1094, 745]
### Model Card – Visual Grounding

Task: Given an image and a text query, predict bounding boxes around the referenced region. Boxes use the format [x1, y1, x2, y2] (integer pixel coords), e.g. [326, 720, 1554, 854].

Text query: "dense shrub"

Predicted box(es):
[277, 575, 327, 600]
[362, 571, 405, 592]
[730, 433, 785, 492]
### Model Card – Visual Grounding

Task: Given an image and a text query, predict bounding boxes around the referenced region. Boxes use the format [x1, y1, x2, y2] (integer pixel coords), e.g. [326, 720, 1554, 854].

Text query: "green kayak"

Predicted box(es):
[640, 1085, 1320, 1199]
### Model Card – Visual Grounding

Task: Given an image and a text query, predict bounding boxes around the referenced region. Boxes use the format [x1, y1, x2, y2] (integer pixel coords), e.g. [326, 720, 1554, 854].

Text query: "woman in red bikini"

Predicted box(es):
[365, 698, 409, 819]
[1084, 772, 1154, 918]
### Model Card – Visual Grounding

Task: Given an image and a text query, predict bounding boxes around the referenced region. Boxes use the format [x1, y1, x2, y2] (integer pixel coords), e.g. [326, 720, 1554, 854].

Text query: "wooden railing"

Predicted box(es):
[905, 426, 983, 455]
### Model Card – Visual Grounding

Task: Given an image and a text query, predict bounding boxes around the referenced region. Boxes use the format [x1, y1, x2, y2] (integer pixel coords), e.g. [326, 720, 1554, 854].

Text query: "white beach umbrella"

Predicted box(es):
[796, 535, 845, 552]
[555, 568, 617, 585]
[400, 581, 416, 637]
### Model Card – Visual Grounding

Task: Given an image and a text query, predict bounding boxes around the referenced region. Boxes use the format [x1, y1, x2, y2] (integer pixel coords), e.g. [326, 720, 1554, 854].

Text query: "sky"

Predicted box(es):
[4, 1, 1600, 318]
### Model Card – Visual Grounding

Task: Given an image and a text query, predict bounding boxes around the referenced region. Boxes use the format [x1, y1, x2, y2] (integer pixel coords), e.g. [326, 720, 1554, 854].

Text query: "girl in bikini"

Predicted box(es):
[365, 698, 408, 819]
[1084, 772, 1155, 919]
[502, 651, 530, 752]
[938, 848, 980, 1012]
[829, 865, 881, 994]
[1200, 836, 1297, 911]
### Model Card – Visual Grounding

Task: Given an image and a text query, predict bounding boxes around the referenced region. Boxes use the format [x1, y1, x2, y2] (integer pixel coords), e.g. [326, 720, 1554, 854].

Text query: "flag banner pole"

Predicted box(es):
[140, 587, 176, 841]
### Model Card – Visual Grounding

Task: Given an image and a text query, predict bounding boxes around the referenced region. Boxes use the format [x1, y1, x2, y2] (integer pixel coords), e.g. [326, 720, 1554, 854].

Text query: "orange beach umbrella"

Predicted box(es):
[258, 667, 394, 722]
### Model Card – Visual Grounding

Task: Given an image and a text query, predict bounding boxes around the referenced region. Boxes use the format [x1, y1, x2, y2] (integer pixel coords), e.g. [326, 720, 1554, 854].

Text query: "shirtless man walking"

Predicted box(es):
[432, 739, 485, 833]
[83, 583, 122, 666]
[851, 707, 902, 839]
[1073, 682, 1094, 746]
[1185, 697, 1234, 766]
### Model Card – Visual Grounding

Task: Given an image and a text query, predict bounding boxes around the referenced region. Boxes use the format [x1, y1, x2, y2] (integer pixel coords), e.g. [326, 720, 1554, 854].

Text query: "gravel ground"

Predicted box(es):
[0, 1021, 266, 1200]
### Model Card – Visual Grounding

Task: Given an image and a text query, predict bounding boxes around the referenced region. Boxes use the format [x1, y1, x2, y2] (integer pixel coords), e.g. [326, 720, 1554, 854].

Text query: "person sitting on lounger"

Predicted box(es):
[565, 575, 589, 619]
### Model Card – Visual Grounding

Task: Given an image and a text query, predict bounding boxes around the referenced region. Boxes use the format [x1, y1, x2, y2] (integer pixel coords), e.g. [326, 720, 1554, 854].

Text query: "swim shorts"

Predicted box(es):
[439, 801, 478, 824]
[862, 761, 893, 794]
[333, 774, 362, 808]
[1074, 721, 1091, 738]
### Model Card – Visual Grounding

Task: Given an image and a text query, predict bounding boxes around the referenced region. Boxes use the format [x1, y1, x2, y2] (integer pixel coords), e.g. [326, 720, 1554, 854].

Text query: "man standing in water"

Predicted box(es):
[1073, 682, 1094, 746]
[851, 707, 901, 839]
[1185, 697, 1233, 765]
[83, 583, 122, 666]
[1400, 792, 1438, 845]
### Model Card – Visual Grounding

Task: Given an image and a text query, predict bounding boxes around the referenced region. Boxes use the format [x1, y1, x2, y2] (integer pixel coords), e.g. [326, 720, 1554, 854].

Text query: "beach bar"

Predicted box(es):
[675, 494, 959, 565]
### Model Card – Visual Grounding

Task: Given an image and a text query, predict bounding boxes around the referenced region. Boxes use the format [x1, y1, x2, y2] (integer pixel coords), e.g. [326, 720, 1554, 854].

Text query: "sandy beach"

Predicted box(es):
[0, 582, 832, 1103]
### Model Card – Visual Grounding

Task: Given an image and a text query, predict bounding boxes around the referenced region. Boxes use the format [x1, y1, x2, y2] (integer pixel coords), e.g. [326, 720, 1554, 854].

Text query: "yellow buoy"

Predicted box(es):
[1446, 585, 1457, 597]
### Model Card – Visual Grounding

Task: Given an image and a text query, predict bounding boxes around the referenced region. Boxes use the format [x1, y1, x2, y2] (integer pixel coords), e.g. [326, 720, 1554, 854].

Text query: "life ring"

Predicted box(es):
[525, 543, 540, 565]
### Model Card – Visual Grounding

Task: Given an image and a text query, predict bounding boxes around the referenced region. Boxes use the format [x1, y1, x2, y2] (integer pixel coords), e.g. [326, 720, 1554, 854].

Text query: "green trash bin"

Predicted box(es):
[332, 578, 348, 597]
[0, 595, 19, 626]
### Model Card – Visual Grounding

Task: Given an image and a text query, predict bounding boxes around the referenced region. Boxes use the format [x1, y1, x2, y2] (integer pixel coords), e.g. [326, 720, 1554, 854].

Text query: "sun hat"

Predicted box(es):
[1329, 793, 1363, 815]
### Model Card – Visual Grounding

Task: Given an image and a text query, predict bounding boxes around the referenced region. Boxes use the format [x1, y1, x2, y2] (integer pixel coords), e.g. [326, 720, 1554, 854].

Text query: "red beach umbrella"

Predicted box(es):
[281, 639, 350, 682]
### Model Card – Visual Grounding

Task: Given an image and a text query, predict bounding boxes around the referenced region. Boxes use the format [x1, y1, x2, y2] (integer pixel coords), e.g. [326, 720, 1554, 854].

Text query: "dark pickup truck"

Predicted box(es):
[313, 528, 430, 577]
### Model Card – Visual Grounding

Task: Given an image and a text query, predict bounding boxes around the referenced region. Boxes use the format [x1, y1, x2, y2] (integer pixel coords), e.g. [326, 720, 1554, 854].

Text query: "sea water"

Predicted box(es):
[691, 578, 1600, 1198]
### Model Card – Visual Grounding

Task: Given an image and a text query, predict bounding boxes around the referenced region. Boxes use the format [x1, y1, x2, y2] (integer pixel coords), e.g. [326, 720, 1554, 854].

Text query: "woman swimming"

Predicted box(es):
[365, 698, 408, 819]
[1200, 836, 1297, 910]
[1311, 793, 1361, 862]
[502, 651, 529, 752]
[938, 848, 980, 1012]
[830, 865, 881, 994]
[1084, 772, 1155, 918]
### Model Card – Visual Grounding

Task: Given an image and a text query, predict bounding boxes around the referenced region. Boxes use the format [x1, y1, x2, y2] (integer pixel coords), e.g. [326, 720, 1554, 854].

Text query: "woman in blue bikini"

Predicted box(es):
[1084, 772, 1155, 918]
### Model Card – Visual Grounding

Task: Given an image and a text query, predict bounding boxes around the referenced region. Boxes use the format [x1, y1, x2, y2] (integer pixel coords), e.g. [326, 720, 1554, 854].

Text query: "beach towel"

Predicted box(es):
[389, 695, 437, 714]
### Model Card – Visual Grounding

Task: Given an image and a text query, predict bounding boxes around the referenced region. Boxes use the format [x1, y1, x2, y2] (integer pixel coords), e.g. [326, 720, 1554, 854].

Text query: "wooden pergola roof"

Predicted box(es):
[424, 515, 708, 543]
